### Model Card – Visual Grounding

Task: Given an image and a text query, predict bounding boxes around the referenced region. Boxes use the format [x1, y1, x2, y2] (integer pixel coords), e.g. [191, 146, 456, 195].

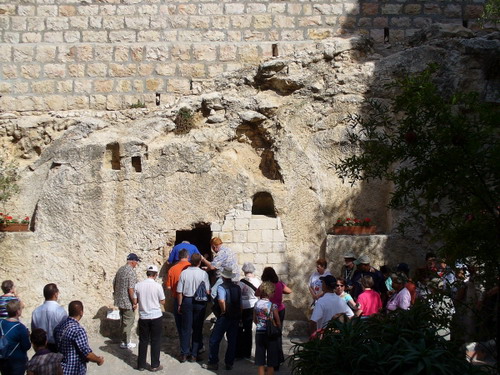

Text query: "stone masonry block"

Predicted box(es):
[220, 232, 232, 243]
[254, 253, 267, 264]
[94, 80, 114, 93]
[219, 44, 238, 61]
[11, 17, 27, 31]
[382, 4, 403, 15]
[44, 32, 64, 43]
[273, 230, 285, 242]
[225, 3, 245, 15]
[87, 63, 108, 77]
[247, 230, 262, 243]
[156, 63, 177, 76]
[234, 218, 249, 231]
[274, 15, 295, 28]
[59, 6, 77, 17]
[46, 17, 69, 31]
[57, 81, 73, 93]
[244, 31, 267, 41]
[232, 230, 247, 243]
[444, 5, 462, 18]
[200, 4, 223, 15]
[64, 31, 81, 43]
[20, 65, 41, 79]
[249, 217, 278, 230]
[109, 31, 136, 42]
[268, 253, 286, 264]
[288, 3, 302, 15]
[13, 46, 34, 62]
[139, 64, 154, 76]
[404, 4, 422, 15]
[258, 242, 272, 253]
[32, 81, 55, 94]
[221, 219, 235, 232]
[261, 229, 274, 242]
[193, 45, 217, 61]
[116, 80, 132, 92]
[212, 16, 230, 29]
[74, 79, 92, 94]
[68, 64, 85, 78]
[45, 95, 68, 111]
[21, 33, 42, 43]
[210, 223, 222, 232]
[391, 17, 411, 27]
[189, 16, 211, 29]
[146, 78, 164, 91]
[18, 6, 35, 16]
[38, 6, 58, 17]
[238, 253, 255, 265]
[299, 16, 322, 27]
[230, 242, 243, 254]
[273, 242, 286, 253]
[242, 243, 258, 253]
[253, 15, 272, 29]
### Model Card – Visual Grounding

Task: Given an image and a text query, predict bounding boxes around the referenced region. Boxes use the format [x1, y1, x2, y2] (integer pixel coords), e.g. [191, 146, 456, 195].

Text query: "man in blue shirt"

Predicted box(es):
[168, 241, 200, 264]
[204, 268, 241, 371]
[54, 301, 104, 375]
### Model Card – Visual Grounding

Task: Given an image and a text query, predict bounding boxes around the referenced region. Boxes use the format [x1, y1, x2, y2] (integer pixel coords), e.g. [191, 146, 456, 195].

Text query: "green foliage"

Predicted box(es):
[290, 301, 490, 375]
[129, 100, 146, 109]
[174, 107, 195, 134]
[480, 0, 500, 26]
[335, 65, 500, 271]
[0, 158, 20, 205]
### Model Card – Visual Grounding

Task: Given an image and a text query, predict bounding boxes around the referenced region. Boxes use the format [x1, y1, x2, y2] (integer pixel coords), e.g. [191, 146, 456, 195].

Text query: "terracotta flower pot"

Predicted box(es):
[329, 226, 377, 235]
[0, 223, 30, 232]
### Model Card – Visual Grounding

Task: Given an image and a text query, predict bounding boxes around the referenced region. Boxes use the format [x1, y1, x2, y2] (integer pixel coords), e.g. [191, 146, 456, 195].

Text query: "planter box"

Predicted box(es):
[0, 223, 30, 232]
[328, 226, 377, 235]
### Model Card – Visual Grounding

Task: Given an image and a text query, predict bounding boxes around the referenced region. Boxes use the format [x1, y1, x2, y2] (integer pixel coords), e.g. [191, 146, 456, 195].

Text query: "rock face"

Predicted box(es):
[0, 28, 498, 334]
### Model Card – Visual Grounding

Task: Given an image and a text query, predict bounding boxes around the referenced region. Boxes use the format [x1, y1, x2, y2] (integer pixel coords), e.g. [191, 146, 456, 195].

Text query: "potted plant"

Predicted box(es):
[328, 217, 377, 235]
[0, 214, 30, 232]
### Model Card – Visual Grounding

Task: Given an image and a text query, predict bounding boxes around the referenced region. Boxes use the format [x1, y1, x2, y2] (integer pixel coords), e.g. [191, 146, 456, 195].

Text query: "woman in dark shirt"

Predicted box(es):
[0, 300, 31, 375]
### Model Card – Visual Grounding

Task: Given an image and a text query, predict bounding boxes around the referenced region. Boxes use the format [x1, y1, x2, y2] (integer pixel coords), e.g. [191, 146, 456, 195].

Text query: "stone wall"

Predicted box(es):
[0, 0, 484, 111]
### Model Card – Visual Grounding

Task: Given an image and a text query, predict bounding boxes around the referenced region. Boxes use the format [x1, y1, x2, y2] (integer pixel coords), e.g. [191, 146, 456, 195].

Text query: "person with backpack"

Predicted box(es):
[204, 268, 242, 371]
[253, 281, 281, 375]
[0, 300, 31, 375]
[236, 262, 261, 359]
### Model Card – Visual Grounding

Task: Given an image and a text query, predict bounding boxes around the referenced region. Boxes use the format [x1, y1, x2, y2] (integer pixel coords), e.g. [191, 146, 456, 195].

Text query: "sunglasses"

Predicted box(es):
[335, 284, 345, 288]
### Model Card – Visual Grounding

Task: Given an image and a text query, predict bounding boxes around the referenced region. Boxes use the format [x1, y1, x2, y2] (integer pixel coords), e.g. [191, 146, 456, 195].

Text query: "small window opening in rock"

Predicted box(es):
[33, 146, 42, 156]
[50, 162, 62, 170]
[105, 143, 121, 170]
[252, 192, 276, 217]
[156, 93, 161, 106]
[175, 224, 213, 261]
[384, 28, 390, 43]
[272, 44, 279, 57]
[131, 156, 142, 172]
[462, 19, 469, 28]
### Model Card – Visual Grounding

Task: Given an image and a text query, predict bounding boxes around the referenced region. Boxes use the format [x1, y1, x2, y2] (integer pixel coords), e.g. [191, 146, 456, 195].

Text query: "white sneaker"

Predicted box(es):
[120, 342, 136, 349]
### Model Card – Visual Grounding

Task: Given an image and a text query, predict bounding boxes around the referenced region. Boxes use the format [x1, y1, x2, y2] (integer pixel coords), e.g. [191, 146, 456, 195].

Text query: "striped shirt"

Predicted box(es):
[0, 295, 19, 319]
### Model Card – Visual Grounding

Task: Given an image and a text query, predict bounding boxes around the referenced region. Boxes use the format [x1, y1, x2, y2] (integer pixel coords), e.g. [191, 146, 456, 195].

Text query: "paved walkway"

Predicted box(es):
[85, 335, 304, 375]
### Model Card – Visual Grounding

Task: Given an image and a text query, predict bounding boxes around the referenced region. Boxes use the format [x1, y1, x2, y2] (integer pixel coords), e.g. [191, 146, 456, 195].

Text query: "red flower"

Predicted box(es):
[6, 216, 12, 220]
[346, 218, 351, 221]
[24, 217, 29, 221]
[364, 218, 371, 222]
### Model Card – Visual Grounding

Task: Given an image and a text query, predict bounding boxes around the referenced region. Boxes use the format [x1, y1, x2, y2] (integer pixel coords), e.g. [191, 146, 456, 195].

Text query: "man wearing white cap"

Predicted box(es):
[133, 265, 165, 372]
[204, 267, 242, 371]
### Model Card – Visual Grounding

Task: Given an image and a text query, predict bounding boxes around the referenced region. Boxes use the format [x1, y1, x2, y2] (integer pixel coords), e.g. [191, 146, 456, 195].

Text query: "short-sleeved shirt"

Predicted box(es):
[387, 287, 411, 311]
[31, 301, 68, 344]
[177, 267, 210, 297]
[166, 260, 191, 299]
[27, 349, 64, 375]
[310, 293, 354, 329]
[54, 317, 92, 375]
[134, 278, 165, 320]
[269, 281, 287, 311]
[254, 299, 277, 331]
[212, 246, 239, 281]
[309, 271, 332, 298]
[357, 290, 382, 316]
[113, 264, 137, 310]
[0, 295, 19, 319]
[168, 243, 201, 264]
[238, 277, 261, 310]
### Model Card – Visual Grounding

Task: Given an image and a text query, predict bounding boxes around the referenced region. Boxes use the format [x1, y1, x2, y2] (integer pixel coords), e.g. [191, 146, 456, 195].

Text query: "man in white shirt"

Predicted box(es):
[133, 265, 165, 372]
[31, 283, 68, 352]
[310, 275, 354, 332]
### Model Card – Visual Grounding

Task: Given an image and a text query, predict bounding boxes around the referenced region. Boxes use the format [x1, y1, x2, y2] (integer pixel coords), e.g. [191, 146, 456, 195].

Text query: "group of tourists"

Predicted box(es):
[0, 281, 103, 375]
[112, 236, 292, 374]
[4, 237, 490, 375]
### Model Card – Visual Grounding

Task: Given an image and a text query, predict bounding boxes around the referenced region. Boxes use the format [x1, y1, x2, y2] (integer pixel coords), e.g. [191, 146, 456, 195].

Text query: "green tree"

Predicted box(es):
[335, 65, 499, 269]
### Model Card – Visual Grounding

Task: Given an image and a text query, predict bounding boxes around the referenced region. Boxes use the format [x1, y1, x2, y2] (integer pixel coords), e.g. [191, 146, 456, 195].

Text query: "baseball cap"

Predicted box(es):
[320, 275, 337, 288]
[147, 265, 158, 273]
[354, 255, 371, 265]
[127, 253, 141, 262]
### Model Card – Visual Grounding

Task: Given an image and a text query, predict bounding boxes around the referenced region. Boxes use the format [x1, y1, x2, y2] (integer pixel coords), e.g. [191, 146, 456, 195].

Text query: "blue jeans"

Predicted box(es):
[137, 316, 163, 369]
[180, 297, 206, 357]
[208, 315, 239, 366]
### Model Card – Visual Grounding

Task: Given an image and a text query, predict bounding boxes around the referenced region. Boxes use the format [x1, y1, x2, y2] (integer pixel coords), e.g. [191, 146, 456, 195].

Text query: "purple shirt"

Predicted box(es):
[270, 281, 286, 311]
[387, 287, 411, 311]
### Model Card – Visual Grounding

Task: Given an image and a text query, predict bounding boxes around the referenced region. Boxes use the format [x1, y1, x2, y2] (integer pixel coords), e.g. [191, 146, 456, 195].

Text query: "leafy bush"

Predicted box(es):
[290, 301, 490, 375]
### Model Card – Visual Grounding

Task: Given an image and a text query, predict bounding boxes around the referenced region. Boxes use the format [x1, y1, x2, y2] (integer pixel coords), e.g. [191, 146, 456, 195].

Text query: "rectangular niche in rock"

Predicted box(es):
[131, 156, 142, 172]
[105, 143, 121, 170]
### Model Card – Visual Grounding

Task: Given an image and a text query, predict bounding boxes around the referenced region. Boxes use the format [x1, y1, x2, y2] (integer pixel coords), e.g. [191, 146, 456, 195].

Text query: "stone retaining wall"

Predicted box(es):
[0, 0, 484, 111]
